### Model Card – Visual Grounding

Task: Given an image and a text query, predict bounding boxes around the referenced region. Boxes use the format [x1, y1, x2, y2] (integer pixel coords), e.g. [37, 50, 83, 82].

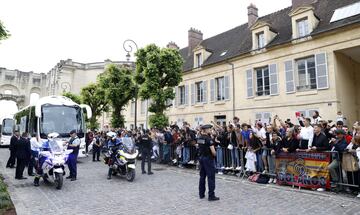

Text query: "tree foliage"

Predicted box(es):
[0, 20, 10, 41]
[98, 64, 136, 128]
[135, 44, 183, 129]
[80, 83, 109, 130]
[62, 92, 82, 104]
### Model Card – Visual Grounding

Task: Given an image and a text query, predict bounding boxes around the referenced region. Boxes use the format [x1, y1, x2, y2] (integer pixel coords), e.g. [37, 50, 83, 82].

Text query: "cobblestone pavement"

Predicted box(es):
[1, 148, 360, 215]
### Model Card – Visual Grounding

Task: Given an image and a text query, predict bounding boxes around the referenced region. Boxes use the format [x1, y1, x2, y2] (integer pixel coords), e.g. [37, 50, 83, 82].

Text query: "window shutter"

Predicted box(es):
[315, 53, 329, 89]
[269, 64, 279, 95]
[210, 79, 215, 102]
[246, 69, 254, 98]
[175, 86, 178, 107]
[203, 81, 208, 104]
[285, 60, 295, 93]
[224, 76, 230, 100]
[191, 84, 195, 105]
[185, 85, 189, 105]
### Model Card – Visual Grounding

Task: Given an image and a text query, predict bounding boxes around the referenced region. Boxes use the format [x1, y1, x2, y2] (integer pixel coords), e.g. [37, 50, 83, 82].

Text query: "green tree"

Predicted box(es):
[0, 20, 10, 41]
[62, 92, 82, 104]
[80, 83, 109, 130]
[98, 64, 136, 128]
[135, 44, 183, 129]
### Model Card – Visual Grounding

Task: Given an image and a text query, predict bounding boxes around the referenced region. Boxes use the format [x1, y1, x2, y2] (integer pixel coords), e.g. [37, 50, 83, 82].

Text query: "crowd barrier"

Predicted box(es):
[153, 143, 360, 193]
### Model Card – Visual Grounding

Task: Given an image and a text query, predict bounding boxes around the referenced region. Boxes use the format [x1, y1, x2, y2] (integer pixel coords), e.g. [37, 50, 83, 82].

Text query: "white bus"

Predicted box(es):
[0, 116, 14, 147]
[14, 96, 92, 158]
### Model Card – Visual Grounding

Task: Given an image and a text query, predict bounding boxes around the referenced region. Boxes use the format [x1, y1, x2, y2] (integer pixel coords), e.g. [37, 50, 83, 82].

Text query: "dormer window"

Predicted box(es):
[250, 21, 277, 52]
[257, 32, 265, 49]
[195, 53, 203, 68]
[297, 18, 309, 37]
[289, 6, 319, 40]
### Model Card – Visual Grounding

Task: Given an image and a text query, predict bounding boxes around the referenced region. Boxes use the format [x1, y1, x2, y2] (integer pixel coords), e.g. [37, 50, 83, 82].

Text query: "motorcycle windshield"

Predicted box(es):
[49, 140, 63, 153]
[122, 137, 135, 152]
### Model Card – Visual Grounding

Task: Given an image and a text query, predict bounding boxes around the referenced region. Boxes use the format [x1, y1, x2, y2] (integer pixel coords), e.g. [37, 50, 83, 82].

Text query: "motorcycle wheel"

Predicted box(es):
[126, 169, 135, 182]
[55, 173, 63, 190]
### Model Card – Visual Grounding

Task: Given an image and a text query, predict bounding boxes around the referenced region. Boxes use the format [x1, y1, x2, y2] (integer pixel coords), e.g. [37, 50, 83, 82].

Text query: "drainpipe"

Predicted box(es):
[226, 61, 236, 119]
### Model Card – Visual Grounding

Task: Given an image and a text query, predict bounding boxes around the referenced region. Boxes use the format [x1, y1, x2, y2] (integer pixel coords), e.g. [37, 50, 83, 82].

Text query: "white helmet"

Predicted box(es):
[48, 132, 59, 139]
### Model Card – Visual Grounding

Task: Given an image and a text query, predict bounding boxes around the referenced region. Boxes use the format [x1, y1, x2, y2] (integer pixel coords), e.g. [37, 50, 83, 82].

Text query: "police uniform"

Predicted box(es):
[140, 131, 153, 175]
[67, 130, 80, 181]
[198, 124, 219, 201]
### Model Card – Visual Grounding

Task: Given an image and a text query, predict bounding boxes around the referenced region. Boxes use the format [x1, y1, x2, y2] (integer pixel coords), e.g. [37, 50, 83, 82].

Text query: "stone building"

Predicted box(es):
[0, 68, 47, 108]
[123, 0, 360, 129]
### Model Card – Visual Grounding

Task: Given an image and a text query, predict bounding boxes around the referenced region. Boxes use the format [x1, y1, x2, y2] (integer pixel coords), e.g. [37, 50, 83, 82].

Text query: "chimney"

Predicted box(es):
[248, 3, 258, 27]
[166, 41, 179, 49]
[292, 0, 316, 9]
[188, 28, 203, 56]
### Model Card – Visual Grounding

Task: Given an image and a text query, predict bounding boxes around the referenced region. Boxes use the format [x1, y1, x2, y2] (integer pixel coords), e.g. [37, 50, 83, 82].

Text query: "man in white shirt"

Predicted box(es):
[28, 134, 42, 176]
[298, 118, 314, 150]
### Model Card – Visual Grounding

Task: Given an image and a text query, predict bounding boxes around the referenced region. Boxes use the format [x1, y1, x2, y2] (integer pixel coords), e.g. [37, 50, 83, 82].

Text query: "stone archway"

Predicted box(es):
[0, 84, 25, 108]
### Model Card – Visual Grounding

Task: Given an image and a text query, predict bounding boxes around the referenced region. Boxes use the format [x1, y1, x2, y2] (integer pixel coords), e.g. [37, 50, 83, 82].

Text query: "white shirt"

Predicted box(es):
[300, 126, 314, 147]
[30, 137, 42, 151]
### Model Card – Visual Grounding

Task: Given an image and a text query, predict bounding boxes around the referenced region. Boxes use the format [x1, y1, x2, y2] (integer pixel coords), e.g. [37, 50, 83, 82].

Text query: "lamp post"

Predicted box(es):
[123, 39, 138, 129]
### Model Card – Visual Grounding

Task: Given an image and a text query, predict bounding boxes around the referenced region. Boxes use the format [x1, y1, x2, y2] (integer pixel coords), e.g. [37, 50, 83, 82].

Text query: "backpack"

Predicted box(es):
[256, 174, 270, 184]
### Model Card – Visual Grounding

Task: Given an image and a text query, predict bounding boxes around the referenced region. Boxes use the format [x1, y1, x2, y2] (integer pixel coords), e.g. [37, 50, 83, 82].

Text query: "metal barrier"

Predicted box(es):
[156, 142, 360, 194]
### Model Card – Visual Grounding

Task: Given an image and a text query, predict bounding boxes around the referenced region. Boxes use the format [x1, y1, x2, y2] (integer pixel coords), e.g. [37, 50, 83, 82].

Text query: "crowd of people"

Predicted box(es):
[84, 110, 360, 196]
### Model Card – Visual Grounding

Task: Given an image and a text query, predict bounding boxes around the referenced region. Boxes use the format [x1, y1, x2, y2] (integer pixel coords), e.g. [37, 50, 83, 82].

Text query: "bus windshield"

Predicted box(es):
[40, 105, 84, 138]
[2, 119, 14, 135]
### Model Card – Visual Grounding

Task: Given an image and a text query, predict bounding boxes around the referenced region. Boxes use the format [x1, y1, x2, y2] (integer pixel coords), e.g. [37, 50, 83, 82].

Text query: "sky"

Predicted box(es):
[0, 0, 292, 117]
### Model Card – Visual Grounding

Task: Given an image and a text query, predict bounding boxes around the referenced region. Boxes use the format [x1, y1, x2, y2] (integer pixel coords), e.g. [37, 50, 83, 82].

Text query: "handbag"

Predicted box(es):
[227, 144, 234, 150]
[342, 153, 359, 172]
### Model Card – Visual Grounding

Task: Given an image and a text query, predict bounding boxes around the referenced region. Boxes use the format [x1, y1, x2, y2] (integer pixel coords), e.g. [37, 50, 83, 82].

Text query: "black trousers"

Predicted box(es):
[141, 149, 152, 172]
[6, 150, 16, 168]
[93, 147, 100, 161]
[15, 158, 27, 179]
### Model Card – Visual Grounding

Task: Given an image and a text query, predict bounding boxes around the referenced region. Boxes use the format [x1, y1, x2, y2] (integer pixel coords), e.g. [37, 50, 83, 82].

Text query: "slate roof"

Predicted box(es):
[179, 0, 360, 72]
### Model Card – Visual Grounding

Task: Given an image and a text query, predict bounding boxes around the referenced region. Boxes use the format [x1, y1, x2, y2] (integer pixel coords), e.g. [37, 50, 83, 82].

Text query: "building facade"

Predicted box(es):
[124, 0, 360, 129]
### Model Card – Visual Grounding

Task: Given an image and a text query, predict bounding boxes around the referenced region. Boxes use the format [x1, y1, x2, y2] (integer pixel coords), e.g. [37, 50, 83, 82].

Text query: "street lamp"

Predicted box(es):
[123, 39, 138, 129]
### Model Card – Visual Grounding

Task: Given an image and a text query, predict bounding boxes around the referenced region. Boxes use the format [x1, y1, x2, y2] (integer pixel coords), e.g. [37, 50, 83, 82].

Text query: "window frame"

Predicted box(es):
[195, 81, 204, 103]
[257, 31, 265, 49]
[195, 53, 203, 68]
[296, 18, 309, 38]
[255, 66, 270, 96]
[295, 56, 316, 91]
[179, 85, 186, 105]
[215, 77, 225, 101]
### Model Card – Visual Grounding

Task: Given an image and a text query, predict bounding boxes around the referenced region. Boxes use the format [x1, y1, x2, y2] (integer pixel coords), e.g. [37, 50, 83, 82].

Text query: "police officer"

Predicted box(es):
[66, 130, 80, 181]
[140, 129, 153, 175]
[107, 132, 121, 179]
[198, 124, 219, 201]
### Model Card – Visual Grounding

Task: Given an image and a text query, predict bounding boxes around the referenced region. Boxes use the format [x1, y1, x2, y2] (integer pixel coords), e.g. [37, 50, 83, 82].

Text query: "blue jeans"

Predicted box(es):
[230, 147, 240, 168]
[256, 150, 263, 172]
[216, 147, 224, 169]
[162, 144, 170, 162]
[182, 147, 190, 164]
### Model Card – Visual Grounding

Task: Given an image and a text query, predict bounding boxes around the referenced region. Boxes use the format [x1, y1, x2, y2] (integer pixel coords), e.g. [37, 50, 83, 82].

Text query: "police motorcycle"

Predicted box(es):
[104, 132, 139, 182]
[37, 133, 73, 190]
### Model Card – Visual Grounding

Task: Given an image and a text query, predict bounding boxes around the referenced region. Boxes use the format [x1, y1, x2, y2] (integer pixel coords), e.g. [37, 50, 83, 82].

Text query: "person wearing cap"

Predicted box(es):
[6, 129, 20, 168]
[140, 129, 153, 175]
[66, 130, 80, 181]
[328, 129, 348, 187]
[198, 124, 219, 201]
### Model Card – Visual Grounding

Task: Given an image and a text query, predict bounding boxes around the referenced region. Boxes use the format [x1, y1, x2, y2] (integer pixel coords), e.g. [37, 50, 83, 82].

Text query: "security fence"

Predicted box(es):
[161, 143, 360, 194]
